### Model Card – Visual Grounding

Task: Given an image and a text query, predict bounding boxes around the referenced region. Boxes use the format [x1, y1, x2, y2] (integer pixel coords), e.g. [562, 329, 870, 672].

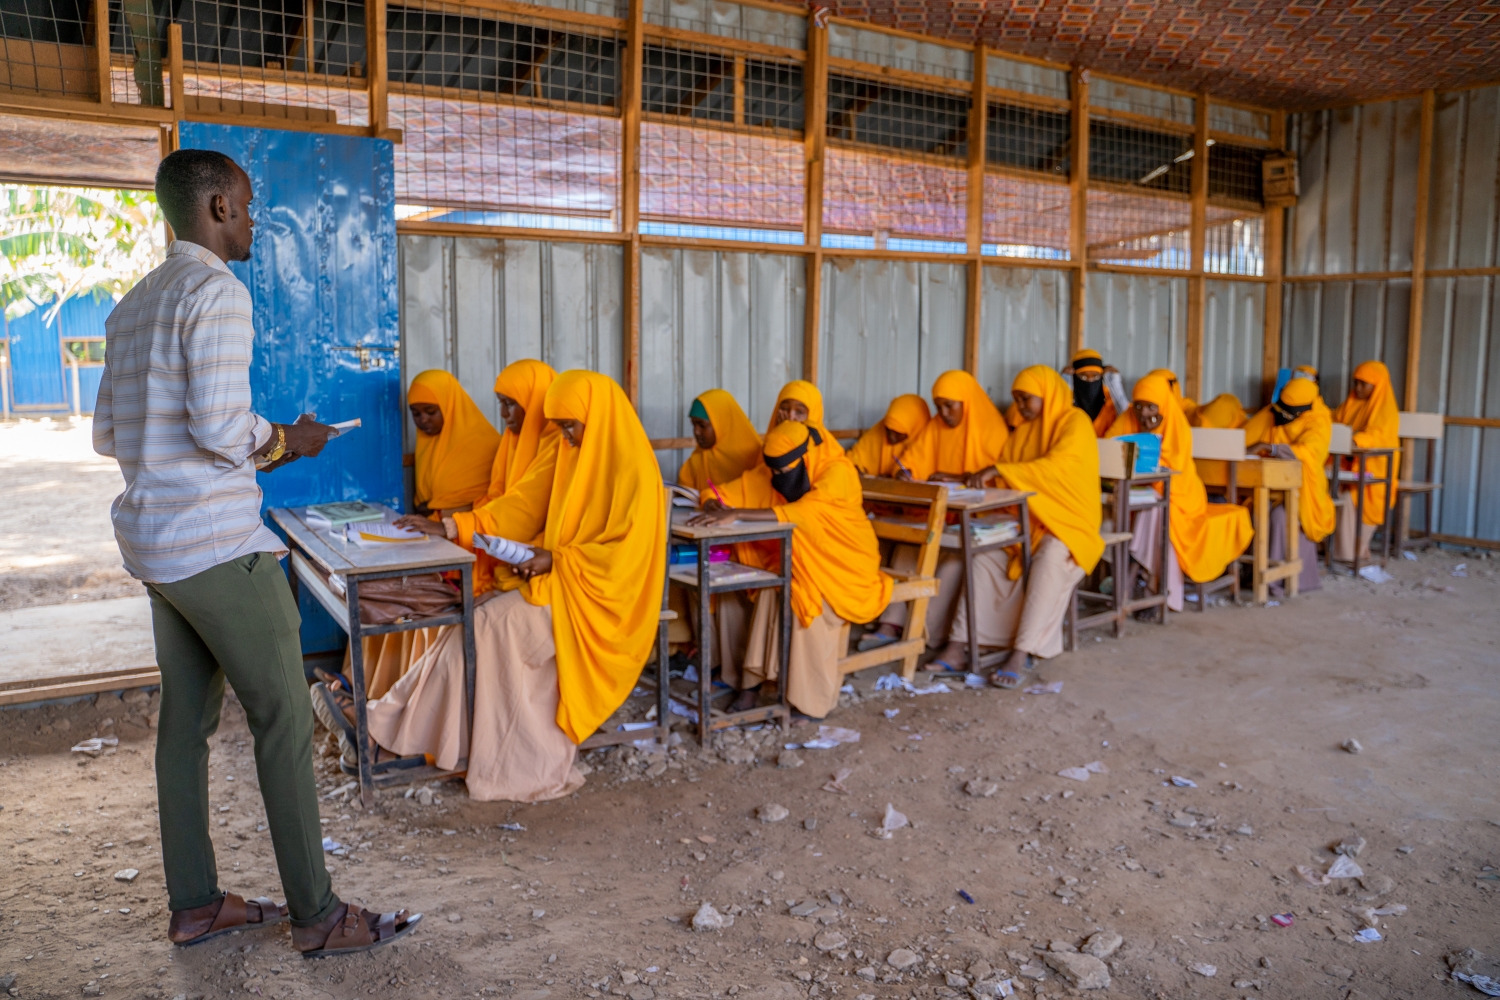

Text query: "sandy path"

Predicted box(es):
[1, 547, 1497, 999]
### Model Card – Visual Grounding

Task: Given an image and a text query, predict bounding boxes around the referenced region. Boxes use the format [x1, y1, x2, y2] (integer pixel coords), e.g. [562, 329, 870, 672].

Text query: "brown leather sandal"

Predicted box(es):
[297, 904, 422, 959]
[170, 893, 288, 947]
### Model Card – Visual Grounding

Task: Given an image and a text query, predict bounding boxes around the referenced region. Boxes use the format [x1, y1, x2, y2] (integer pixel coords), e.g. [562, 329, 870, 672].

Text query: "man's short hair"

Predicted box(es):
[155, 149, 241, 232]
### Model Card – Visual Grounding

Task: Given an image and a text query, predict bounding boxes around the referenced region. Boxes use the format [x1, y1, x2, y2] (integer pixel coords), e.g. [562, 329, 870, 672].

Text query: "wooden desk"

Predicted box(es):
[1196, 457, 1301, 604]
[268, 505, 477, 808]
[862, 479, 1033, 675]
[669, 510, 794, 744]
[1334, 447, 1396, 575]
[1098, 458, 1174, 625]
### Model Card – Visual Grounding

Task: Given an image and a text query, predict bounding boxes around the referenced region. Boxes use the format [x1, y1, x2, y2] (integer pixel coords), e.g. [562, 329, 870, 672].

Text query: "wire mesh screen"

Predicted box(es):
[107, 0, 371, 120]
[1, 0, 98, 100]
[827, 73, 969, 159]
[987, 100, 1069, 176]
[1208, 102, 1270, 142]
[1208, 141, 1264, 204]
[1204, 211, 1264, 276]
[983, 172, 1069, 259]
[640, 42, 803, 237]
[1086, 188, 1192, 269]
[1089, 118, 1192, 194]
[641, 0, 804, 51]
[823, 146, 966, 248]
[388, 3, 621, 229]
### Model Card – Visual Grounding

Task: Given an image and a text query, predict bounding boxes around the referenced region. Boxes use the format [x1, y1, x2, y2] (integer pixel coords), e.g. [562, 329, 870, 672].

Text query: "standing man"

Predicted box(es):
[94, 148, 420, 956]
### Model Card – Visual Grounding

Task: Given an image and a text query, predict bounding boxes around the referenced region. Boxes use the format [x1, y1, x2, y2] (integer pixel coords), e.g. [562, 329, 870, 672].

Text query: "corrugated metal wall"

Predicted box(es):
[1082, 271, 1187, 389]
[640, 247, 805, 479]
[817, 257, 967, 432]
[975, 265, 1070, 402]
[1416, 85, 1500, 540]
[1284, 85, 1500, 542]
[398, 234, 625, 449]
[1202, 279, 1265, 405]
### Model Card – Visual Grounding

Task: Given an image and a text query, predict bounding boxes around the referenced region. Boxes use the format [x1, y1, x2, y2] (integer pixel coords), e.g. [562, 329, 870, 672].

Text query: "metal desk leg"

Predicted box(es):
[777, 534, 792, 732]
[460, 564, 477, 757]
[1018, 500, 1033, 582]
[698, 539, 712, 747]
[346, 577, 374, 808]
[961, 508, 977, 673]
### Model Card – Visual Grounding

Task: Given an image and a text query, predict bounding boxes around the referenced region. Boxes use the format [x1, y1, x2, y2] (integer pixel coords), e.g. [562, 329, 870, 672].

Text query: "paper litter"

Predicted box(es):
[1328, 855, 1364, 878]
[1270, 913, 1295, 927]
[823, 769, 853, 794]
[1452, 563, 1468, 577]
[1358, 564, 1395, 583]
[1170, 775, 1198, 788]
[70, 737, 119, 755]
[873, 804, 908, 838]
[321, 836, 343, 853]
[840, 684, 855, 694]
[668, 701, 700, 724]
[1454, 972, 1500, 997]
[1022, 681, 1063, 695]
[964, 673, 987, 688]
[1354, 928, 1382, 943]
[883, 709, 900, 719]
[497, 822, 526, 832]
[1402, 550, 1418, 561]
[1057, 767, 1091, 782]
[815, 725, 860, 744]
[874, 673, 952, 695]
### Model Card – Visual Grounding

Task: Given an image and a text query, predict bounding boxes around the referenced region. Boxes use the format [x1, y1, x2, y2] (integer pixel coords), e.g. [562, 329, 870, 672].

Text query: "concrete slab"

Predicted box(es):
[0, 595, 155, 685]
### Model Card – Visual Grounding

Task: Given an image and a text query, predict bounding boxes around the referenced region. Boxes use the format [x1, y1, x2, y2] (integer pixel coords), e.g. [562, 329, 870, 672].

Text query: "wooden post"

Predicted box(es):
[93, 0, 111, 109]
[1184, 90, 1209, 402]
[367, 0, 388, 135]
[1404, 90, 1435, 412]
[1068, 67, 1089, 354]
[621, 0, 644, 406]
[802, 17, 828, 384]
[964, 42, 986, 374]
[168, 23, 185, 119]
[1261, 110, 1287, 406]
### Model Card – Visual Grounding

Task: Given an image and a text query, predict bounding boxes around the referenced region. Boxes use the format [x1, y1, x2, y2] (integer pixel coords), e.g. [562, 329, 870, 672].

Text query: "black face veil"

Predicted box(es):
[1072, 373, 1106, 420]
[765, 427, 820, 502]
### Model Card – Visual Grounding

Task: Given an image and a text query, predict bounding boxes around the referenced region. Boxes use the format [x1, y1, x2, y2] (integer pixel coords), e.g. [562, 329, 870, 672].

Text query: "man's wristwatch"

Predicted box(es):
[266, 425, 287, 463]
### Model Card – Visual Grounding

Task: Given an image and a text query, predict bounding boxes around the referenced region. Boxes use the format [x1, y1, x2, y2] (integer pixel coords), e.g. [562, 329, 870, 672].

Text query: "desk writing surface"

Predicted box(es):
[669, 508, 795, 541]
[859, 477, 1030, 510]
[269, 505, 476, 577]
[1194, 457, 1300, 491]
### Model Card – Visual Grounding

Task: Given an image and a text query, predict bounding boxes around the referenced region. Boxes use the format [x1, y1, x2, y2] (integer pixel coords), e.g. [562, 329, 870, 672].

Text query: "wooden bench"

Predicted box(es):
[1098, 438, 1172, 623]
[1394, 411, 1444, 553]
[1189, 426, 1247, 610]
[843, 479, 948, 681]
[1326, 422, 1395, 574]
[1063, 529, 1134, 651]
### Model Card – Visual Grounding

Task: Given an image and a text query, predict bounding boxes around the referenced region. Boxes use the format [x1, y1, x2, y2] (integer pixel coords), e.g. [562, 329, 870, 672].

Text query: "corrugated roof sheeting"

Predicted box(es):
[1083, 270, 1187, 390]
[976, 265, 1070, 403]
[1201, 279, 1264, 408]
[817, 257, 966, 432]
[639, 247, 805, 479]
[398, 234, 624, 449]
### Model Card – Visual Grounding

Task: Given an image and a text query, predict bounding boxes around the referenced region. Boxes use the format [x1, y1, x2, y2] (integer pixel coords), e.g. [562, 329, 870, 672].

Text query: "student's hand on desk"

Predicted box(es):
[964, 469, 996, 489]
[514, 548, 552, 581]
[928, 471, 967, 484]
[700, 498, 728, 512]
[686, 507, 740, 527]
[394, 514, 446, 536]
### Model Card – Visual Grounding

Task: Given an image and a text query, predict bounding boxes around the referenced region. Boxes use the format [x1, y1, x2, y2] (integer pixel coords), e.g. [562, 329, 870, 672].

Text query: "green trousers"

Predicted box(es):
[146, 552, 340, 926]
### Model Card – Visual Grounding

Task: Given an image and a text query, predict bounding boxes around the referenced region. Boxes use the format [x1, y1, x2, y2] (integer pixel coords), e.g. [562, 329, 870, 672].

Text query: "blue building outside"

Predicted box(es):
[2, 294, 114, 416]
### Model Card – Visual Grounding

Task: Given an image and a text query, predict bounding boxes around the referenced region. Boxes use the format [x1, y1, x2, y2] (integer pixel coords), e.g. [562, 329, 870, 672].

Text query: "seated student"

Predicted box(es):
[678, 388, 762, 494]
[1244, 375, 1333, 593]
[689, 420, 891, 720]
[347, 371, 666, 803]
[847, 394, 931, 476]
[1192, 393, 1250, 429]
[1108, 373, 1254, 609]
[869, 371, 1009, 656]
[1331, 360, 1400, 562]
[1063, 349, 1128, 437]
[330, 370, 502, 705]
[920, 366, 1102, 686]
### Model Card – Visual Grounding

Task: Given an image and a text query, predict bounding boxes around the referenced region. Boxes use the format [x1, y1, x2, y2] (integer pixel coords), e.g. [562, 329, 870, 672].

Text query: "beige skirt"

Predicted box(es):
[948, 534, 1084, 661]
[722, 591, 845, 719]
[366, 591, 585, 803]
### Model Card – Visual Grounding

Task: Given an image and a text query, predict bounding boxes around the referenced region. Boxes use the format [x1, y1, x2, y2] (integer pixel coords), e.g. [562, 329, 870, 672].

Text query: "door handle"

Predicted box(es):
[330, 345, 397, 371]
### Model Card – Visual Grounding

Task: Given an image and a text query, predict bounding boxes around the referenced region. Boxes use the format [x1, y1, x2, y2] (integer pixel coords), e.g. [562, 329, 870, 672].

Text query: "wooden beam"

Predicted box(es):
[93, 0, 111, 109]
[367, 0, 388, 135]
[802, 17, 828, 385]
[1404, 89, 1435, 412]
[1068, 67, 1088, 354]
[621, 0, 644, 406]
[964, 42, 986, 374]
[1184, 89, 1209, 402]
[1261, 109, 1287, 406]
[167, 24, 185, 122]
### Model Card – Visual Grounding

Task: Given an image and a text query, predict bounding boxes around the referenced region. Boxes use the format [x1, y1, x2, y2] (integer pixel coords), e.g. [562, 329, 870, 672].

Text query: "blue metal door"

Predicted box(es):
[179, 122, 402, 653]
[5, 306, 67, 410]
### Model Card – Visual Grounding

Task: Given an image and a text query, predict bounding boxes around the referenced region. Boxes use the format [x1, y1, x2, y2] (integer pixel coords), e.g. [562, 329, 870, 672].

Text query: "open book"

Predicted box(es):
[667, 483, 700, 507]
[344, 522, 424, 546]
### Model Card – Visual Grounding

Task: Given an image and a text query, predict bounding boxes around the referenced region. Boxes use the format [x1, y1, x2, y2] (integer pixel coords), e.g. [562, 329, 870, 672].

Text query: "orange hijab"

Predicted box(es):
[480, 359, 559, 506]
[769, 380, 845, 467]
[991, 366, 1104, 576]
[721, 420, 892, 628]
[847, 394, 931, 476]
[1122, 374, 1252, 583]
[409, 370, 503, 512]
[1193, 393, 1249, 429]
[1244, 376, 1335, 542]
[899, 370, 1009, 480]
[679, 388, 762, 493]
[1332, 360, 1401, 523]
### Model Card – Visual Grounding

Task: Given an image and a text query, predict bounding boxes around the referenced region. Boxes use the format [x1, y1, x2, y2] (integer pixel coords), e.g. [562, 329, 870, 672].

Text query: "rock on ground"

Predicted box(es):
[1044, 951, 1110, 990]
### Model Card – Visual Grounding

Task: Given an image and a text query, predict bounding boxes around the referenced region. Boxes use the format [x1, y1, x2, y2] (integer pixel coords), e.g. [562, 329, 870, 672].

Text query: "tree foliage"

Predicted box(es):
[0, 186, 166, 321]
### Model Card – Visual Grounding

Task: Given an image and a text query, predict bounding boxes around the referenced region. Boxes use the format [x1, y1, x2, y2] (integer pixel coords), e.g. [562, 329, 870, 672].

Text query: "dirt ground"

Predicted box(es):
[2, 546, 1499, 1000]
[0, 418, 143, 612]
